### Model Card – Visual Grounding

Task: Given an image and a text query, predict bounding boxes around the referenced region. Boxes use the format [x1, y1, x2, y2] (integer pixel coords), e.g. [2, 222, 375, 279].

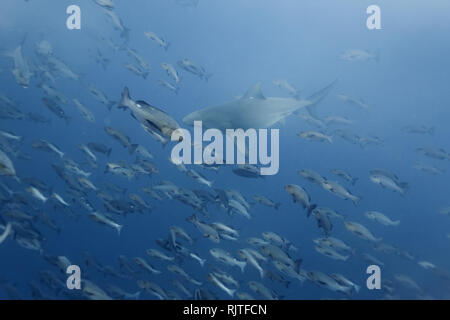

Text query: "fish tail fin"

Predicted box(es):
[400, 182, 409, 191]
[165, 42, 170, 51]
[186, 214, 197, 223]
[429, 126, 436, 135]
[307, 204, 317, 217]
[374, 49, 381, 63]
[128, 144, 138, 154]
[206, 180, 214, 188]
[259, 269, 265, 279]
[294, 259, 302, 273]
[118, 87, 132, 110]
[352, 196, 361, 206]
[341, 286, 354, 296]
[116, 224, 123, 236]
[354, 284, 361, 294]
[143, 72, 149, 79]
[275, 202, 281, 210]
[200, 258, 206, 267]
[121, 27, 131, 41]
[78, 72, 87, 84]
[132, 291, 141, 299]
[239, 262, 246, 273]
[305, 79, 338, 118]
[392, 220, 401, 226]
[205, 73, 213, 82]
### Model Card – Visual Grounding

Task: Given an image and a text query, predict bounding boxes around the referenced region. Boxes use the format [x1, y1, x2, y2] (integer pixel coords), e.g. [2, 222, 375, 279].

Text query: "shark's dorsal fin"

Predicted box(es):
[242, 82, 265, 100]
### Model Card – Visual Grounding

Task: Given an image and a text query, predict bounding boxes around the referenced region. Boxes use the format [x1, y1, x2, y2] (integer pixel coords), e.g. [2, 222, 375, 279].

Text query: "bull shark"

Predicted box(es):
[182, 80, 336, 130]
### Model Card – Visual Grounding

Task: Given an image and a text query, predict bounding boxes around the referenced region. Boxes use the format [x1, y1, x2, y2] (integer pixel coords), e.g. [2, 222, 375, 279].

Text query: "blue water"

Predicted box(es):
[1, 0, 450, 300]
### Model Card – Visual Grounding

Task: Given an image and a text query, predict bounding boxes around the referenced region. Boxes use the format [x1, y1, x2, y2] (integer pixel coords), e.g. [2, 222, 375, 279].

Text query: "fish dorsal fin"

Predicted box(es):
[242, 82, 265, 100]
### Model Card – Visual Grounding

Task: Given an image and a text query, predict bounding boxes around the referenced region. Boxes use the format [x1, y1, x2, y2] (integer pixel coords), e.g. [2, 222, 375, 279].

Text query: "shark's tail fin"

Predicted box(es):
[304, 79, 338, 118]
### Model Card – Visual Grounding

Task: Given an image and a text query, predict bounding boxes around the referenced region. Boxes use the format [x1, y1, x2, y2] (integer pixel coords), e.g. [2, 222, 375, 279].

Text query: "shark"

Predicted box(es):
[182, 80, 336, 130]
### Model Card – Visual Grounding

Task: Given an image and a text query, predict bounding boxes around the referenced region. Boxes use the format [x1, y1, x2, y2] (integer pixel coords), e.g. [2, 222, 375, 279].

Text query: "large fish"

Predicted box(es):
[145, 32, 170, 51]
[103, 9, 130, 40]
[340, 49, 380, 62]
[93, 0, 114, 10]
[183, 81, 335, 130]
[0, 149, 18, 180]
[0, 223, 12, 245]
[5, 44, 33, 88]
[118, 87, 181, 145]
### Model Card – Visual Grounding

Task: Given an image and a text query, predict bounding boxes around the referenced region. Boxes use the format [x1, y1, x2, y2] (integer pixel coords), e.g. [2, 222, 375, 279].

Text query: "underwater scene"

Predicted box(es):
[1, 0, 450, 300]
